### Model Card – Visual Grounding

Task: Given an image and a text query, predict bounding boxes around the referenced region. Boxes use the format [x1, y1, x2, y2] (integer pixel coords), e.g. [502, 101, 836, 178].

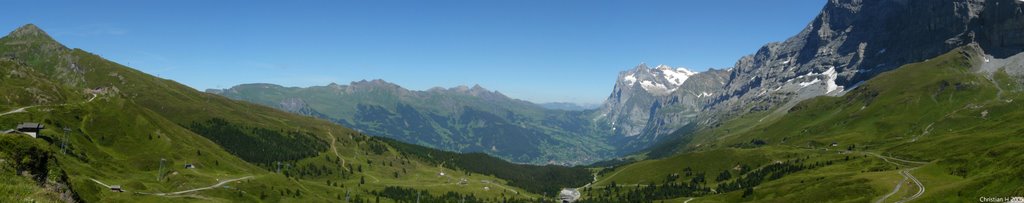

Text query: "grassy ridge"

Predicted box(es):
[0, 24, 559, 202]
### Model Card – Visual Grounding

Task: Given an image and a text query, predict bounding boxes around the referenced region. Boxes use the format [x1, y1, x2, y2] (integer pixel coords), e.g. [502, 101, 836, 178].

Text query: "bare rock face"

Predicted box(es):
[593, 63, 731, 151]
[595, 64, 695, 137]
[702, 0, 1024, 125]
[599, 0, 1024, 152]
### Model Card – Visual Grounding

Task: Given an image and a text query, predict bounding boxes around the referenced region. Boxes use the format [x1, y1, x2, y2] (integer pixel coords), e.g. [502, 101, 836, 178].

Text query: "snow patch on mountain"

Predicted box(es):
[624, 73, 637, 85]
[823, 66, 841, 93]
[617, 64, 700, 95]
[787, 66, 843, 93]
[656, 65, 698, 86]
[696, 91, 713, 98]
[639, 80, 670, 93]
[799, 79, 821, 87]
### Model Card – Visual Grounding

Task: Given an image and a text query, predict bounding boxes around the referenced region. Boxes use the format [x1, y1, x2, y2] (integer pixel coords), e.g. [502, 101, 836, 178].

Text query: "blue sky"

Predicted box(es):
[2, 1, 825, 104]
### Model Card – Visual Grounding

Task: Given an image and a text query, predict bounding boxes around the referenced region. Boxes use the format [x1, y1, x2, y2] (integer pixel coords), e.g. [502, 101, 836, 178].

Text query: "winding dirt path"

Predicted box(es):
[876, 174, 908, 203]
[592, 163, 637, 186]
[89, 178, 116, 190]
[365, 174, 381, 184]
[895, 168, 925, 203]
[137, 176, 253, 196]
[329, 132, 350, 172]
[1, 94, 97, 118]
[0, 106, 34, 117]
[870, 153, 926, 203]
[328, 131, 381, 183]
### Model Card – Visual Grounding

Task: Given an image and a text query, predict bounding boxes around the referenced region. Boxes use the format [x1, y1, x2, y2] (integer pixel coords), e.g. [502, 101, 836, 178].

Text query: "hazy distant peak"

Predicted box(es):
[470, 84, 489, 92]
[349, 79, 400, 87]
[427, 86, 447, 92]
[451, 85, 470, 92]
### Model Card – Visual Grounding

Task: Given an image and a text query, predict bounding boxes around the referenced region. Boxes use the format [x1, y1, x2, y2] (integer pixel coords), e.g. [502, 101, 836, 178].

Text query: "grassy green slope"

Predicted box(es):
[0, 24, 569, 202]
[583, 46, 1024, 202]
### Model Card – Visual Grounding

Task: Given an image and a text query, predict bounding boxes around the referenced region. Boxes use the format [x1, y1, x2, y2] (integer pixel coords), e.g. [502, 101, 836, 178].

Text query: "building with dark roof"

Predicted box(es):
[15, 122, 44, 138]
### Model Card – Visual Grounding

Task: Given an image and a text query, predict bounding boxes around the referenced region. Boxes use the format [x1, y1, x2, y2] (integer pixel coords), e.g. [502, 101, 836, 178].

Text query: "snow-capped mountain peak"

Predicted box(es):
[617, 64, 699, 95]
[656, 65, 698, 86]
[600, 63, 730, 139]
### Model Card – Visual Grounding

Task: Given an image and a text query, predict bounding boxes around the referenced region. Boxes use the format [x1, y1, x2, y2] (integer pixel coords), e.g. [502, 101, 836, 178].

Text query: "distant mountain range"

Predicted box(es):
[212, 0, 1024, 169]
[208, 62, 726, 164]
[210, 81, 617, 164]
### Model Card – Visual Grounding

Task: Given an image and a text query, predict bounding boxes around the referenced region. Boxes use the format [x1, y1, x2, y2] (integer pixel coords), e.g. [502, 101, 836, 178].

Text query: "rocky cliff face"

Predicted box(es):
[593, 64, 732, 150]
[595, 64, 694, 137]
[621, 69, 732, 151]
[702, 0, 1024, 124]
[599, 0, 1024, 152]
[593, 63, 729, 147]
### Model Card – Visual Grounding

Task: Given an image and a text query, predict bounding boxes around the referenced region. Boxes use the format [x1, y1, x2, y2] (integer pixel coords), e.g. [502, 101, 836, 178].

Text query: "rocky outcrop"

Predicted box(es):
[702, 0, 1024, 125]
[593, 64, 731, 151]
[597, 0, 1024, 153]
[621, 69, 732, 151]
[589, 63, 733, 150]
[595, 64, 694, 137]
